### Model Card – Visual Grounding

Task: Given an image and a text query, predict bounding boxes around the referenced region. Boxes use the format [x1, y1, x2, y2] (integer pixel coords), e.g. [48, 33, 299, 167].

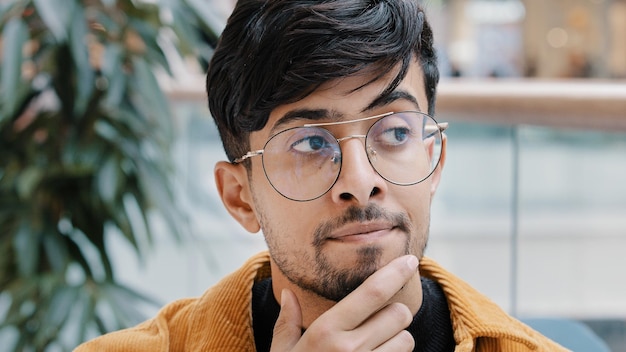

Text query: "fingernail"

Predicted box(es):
[280, 289, 287, 308]
[407, 255, 419, 271]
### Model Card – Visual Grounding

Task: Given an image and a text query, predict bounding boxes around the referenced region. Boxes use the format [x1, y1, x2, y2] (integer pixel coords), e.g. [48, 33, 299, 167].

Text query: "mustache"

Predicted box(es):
[312, 204, 412, 246]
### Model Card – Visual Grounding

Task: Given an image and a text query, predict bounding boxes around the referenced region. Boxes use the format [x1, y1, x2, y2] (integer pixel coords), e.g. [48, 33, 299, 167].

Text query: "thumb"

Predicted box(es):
[271, 289, 303, 351]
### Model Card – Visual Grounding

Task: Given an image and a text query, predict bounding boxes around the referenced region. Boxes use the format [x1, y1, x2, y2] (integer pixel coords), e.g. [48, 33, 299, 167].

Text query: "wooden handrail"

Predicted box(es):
[436, 79, 626, 132]
[167, 77, 626, 132]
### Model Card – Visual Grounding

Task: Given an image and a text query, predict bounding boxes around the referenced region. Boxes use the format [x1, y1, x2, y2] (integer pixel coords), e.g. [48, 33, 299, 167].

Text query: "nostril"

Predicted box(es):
[339, 187, 379, 201]
[339, 192, 352, 201]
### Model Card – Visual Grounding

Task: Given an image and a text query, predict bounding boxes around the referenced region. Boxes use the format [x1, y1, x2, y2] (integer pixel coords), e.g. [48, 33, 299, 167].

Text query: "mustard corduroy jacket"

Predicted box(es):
[75, 252, 568, 351]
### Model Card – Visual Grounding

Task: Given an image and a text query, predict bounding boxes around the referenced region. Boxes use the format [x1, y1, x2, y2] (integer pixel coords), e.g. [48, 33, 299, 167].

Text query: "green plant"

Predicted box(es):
[0, 0, 218, 350]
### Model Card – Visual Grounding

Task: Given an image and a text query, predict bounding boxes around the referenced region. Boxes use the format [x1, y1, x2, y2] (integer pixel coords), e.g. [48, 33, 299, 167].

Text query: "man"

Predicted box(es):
[77, 0, 567, 351]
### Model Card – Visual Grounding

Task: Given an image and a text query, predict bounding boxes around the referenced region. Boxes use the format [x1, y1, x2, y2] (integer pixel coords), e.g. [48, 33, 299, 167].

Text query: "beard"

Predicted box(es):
[262, 203, 427, 302]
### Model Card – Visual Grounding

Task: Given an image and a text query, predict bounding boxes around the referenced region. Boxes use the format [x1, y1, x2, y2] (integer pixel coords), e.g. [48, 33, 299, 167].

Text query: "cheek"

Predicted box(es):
[392, 183, 432, 220]
[425, 138, 434, 159]
[252, 183, 317, 244]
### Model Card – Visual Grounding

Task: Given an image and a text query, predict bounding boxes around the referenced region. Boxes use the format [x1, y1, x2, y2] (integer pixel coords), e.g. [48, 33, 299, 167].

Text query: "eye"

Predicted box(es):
[378, 126, 412, 146]
[291, 134, 333, 153]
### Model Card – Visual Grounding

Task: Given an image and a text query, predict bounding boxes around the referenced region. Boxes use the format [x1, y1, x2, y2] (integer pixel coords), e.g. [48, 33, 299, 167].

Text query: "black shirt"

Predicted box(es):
[252, 277, 455, 351]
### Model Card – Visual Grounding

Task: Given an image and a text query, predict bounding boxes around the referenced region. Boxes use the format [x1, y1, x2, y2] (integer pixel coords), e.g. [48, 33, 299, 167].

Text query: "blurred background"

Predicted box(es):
[1, 0, 625, 351]
[432, 0, 626, 79]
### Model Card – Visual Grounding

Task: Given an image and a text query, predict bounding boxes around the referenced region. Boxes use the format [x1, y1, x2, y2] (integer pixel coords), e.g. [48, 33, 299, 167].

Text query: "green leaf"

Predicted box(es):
[108, 203, 139, 253]
[69, 5, 95, 117]
[171, 6, 204, 55]
[42, 285, 78, 328]
[128, 17, 172, 75]
[75, 288, 96, 343]
[12, 221, 40, 277]
[42, 232, 69, 274]
[131, 57, 172, 140]
[123, 192, 150, 250]
[109, 281, 161, 307]
[101, 43, 123, 79]
[183, 0, 225, 35]
[1, 17, 28, 121]
[63, 235, 94, 279]
[101, 43, 126, 108]
[93, 119, 120, 142]
[97, 156, 120, 204]
[16, 167, 42, 199]
[136, 162, 181, 240]
[100, 282, 159, 327]
[103, 70, 127, 109]
[33, 0, 76, 42]
[101, 0, 116, 8]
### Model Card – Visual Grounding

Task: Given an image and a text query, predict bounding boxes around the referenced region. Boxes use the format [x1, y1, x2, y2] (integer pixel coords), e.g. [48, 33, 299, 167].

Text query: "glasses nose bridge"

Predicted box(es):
[336, 134, 371, 159]
[336, 134, 367, 144]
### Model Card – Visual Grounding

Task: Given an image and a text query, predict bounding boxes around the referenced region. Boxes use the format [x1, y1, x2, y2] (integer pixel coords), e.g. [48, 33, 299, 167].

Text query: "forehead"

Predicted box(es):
[261, 61, 428, 138]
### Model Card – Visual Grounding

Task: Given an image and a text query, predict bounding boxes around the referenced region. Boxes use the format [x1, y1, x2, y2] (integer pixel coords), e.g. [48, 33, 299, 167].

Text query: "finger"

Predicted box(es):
[354, 302, 413, 349]
[270, 289, 303, 352]
[332, 255, 419, 330]
[374, 329, 415, 352]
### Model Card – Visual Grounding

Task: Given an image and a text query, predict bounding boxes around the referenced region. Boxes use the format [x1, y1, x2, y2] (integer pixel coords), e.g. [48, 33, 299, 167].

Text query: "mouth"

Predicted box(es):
[327, 222, 396, 243]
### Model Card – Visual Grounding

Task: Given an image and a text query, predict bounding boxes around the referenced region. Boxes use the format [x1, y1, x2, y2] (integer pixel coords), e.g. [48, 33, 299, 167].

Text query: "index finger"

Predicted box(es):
[328, 255, 419, 330]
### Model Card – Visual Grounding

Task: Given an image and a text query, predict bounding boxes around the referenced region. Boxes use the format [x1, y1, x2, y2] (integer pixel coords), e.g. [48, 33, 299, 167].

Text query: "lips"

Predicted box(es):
[327, 221, 395, 242]
[311, 205, 412, 248]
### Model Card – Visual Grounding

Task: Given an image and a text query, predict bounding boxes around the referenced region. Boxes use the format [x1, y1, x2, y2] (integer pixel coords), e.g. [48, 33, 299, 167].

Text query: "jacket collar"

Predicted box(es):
[190, 252, 543, 351]
[419, 256, 540, 350]
[186, 252, 271, 351]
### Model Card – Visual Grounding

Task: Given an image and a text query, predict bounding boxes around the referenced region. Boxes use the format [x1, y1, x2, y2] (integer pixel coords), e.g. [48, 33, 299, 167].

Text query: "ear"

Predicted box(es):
[430, 133, 447, 198]
[214, 161, 261, 233]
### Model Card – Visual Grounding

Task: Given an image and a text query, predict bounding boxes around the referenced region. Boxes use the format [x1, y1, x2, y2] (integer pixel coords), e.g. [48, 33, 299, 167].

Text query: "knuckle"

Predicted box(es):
[387, 303, 412, 325]
[365, 280, 389, 302]
[308, 323, 360, 352]
[384, 330, 415, 351]
[398, 330, 415, 350]
[309, 321, 336, 342]
[312, 332, 358, 352]
[332, 338, 359, 352]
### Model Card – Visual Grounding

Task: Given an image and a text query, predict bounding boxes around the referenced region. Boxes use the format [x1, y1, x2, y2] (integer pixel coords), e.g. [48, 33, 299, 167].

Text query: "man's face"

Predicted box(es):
[242, 61, 444, 302]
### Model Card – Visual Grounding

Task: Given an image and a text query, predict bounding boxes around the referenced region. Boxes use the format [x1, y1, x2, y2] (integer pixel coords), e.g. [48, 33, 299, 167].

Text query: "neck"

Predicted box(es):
[270, 260, 423, 328]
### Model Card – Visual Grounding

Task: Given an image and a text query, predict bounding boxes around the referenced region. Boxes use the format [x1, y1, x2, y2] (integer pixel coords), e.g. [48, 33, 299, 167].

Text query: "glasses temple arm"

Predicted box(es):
[424, 122, 449, 137]
[233, 150, 264, 164]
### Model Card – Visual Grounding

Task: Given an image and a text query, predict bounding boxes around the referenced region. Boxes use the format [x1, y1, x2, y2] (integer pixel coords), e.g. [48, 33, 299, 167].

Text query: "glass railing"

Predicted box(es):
[432, 79, 626, 350]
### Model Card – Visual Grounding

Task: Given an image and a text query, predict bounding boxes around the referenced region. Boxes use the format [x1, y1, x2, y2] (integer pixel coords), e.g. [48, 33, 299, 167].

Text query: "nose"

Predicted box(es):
[329, 137, 387, 206]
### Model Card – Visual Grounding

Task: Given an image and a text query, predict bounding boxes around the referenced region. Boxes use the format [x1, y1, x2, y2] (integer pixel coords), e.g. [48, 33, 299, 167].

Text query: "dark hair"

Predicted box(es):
[206, 0, 439, 163]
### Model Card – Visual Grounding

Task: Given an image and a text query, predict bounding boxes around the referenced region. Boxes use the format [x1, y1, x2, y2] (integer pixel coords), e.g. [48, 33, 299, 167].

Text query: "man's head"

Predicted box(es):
[207, 0, 439, 164]
[208, 0, 445, 303]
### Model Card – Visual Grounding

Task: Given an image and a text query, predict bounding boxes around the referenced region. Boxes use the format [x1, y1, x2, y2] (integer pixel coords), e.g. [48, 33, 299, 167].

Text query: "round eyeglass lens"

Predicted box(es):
[366, 112, 443, 185]
[261, 126, 342, 201]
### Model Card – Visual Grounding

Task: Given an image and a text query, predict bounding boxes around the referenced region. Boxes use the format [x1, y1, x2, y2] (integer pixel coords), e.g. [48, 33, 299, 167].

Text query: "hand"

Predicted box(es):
[270, 255, 419, 351]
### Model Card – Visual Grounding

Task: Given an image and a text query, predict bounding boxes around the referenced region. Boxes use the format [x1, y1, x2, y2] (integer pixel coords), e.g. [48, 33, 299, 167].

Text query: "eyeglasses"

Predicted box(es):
[234, 111, 447, 201]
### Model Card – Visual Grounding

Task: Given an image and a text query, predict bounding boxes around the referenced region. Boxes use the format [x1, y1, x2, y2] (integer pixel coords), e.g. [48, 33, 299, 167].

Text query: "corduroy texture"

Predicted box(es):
[75, 252, 569, 351]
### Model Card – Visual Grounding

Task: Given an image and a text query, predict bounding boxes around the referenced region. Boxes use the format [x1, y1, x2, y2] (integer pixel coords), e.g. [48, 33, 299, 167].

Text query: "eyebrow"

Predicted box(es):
[270, 109, 342, 134]
[362, 89, 422, 113]
[270, 89, 422, 134]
